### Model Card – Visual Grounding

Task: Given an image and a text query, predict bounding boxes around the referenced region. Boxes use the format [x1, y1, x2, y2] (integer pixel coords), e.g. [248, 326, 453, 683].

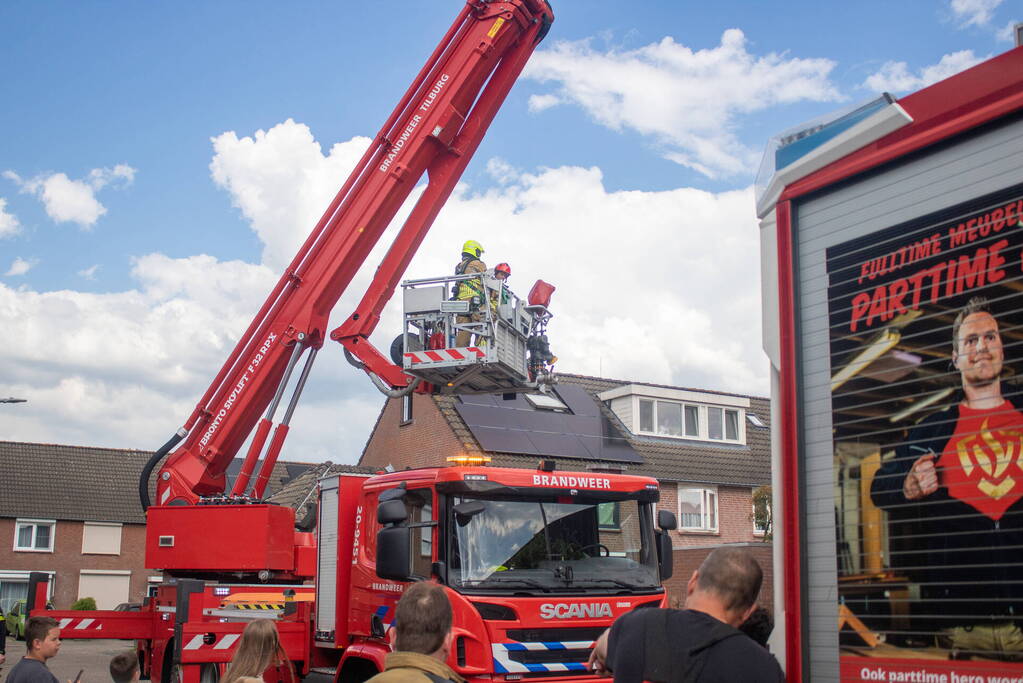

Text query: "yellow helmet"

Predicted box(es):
[462, 240, 484, 258]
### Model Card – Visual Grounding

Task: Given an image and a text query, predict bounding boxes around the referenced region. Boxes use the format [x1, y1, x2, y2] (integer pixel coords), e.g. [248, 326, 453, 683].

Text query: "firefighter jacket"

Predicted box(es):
[367, 652, 465, 683]
[870, 397, 1023, 625]
[454, 256, 486, 302]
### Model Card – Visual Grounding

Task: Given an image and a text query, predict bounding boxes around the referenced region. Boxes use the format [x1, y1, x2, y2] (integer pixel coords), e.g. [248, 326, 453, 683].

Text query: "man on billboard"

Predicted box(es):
[871, 296, 1023, 654]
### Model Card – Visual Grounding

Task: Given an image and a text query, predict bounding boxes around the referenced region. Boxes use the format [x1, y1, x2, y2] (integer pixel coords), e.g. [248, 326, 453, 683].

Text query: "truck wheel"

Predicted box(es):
[200, 663, 220, 683]
[338, 659, 378, 683]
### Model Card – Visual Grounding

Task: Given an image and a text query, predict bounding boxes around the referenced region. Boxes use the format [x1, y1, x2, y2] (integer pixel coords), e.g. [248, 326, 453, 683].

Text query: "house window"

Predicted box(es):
[708, 407, 740, 441]
[82, 522, 122, 555]
[639, 400, 654, 432]
[684, 405, 699, 436]
[14, 519, 55, 552]
[753, 496, 771, 536]
[637, 399, 738, 442]
[525, 393, 569, 411]
[401, 394, 413, 424]
[678, 488, 717, 532]
[657, 401, 683, 436]
[598, 502, 620, 529]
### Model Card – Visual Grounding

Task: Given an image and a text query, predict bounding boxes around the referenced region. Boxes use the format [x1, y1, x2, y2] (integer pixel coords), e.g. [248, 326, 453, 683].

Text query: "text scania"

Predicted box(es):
[199, 332, 277, 446]
[533, 475, 611, 489]
[378, 73, 449, 174]
[540, 603, 613, 619]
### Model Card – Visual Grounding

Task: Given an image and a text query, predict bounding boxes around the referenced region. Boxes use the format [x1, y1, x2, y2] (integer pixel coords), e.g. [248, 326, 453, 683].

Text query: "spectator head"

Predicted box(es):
[689, 547, 763, 624]
[738, 606, 774, 648]
[110, 651, 141, 683]
[222, 619, 289, 683]
[25, 616, 60, 659]
[393, 582, 453, 658]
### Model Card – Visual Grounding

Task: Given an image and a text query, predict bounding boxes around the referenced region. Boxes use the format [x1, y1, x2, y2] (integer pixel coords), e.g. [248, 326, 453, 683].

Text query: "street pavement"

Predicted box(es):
[1, 639, 136, 683]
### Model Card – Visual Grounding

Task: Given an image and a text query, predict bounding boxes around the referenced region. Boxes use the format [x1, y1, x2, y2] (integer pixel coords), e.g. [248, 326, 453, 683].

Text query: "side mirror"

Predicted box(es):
[378, 499, 408, 525]
[380, 483, 408, 502]
[658, 509, 677, 531]
[656, 530, 674, 581]
[376, 526, 412, 581]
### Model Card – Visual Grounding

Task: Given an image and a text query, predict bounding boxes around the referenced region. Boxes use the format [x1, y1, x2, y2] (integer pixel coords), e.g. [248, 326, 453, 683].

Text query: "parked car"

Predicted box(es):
[113, 602, 141, 611]
[5, 599, 55, 640]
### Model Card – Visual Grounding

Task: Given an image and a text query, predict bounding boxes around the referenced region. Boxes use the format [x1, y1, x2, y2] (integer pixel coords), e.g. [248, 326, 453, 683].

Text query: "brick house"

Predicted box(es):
[0, 441, 309, 611]
[357, 373, 773, 608]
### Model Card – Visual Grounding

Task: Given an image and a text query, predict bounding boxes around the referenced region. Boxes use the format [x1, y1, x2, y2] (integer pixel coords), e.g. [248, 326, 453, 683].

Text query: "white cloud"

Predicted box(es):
[527, 93, 562, 113]
[4, 164, 136, 229]
[0, 124, 768, 462]
[950, 0, 1003, 27]
[523, 30, 841, 177]
[209, 120, 372, 272]
[862, 49, 986, 93]
[0, 198, 20, 238]
[78, 264, 100, 280]
[5, 257, 36, 276]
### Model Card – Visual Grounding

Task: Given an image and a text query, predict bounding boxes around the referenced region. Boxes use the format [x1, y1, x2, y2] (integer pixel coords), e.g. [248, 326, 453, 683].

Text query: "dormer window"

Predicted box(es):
[600, 384, 751, 445]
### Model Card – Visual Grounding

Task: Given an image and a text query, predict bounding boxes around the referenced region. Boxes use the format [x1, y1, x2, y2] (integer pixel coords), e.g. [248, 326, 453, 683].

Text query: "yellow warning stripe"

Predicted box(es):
[230, 603, 285, 610]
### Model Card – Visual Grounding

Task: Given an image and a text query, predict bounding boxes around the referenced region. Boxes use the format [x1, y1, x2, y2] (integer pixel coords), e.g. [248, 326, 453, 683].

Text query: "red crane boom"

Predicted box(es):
[140, 1, 553, 524]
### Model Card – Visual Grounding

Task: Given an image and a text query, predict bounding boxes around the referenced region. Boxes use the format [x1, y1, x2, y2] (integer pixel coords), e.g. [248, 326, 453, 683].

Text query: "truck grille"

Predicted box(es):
[507, 648, 592, 665]
[505, 627, 605, 643]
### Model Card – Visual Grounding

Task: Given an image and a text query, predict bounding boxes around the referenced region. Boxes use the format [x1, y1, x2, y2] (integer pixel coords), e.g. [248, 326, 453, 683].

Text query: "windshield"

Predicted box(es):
[448, 496, 660, 591]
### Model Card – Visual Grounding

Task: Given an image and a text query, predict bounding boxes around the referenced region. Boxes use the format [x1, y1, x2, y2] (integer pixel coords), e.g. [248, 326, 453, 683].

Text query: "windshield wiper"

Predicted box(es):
[471, 577, 552, 591]
[573, 578, 650, 590]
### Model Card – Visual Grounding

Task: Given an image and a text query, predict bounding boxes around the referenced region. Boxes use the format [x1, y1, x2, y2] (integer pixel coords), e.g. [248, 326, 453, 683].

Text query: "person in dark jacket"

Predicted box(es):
[366, 582, 464, 683]
[871, 296, 1023, 653]
[588, 547, 784, 682]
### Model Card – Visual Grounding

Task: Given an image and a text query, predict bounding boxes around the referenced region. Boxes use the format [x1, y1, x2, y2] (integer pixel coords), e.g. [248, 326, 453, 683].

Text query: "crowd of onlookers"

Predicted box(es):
[0, 547, 780, 683]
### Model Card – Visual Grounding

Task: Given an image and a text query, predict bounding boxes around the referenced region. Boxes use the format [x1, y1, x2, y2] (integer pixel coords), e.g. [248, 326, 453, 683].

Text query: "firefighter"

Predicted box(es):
[454, 240, 486, 347]
[490, 262, 511, 315]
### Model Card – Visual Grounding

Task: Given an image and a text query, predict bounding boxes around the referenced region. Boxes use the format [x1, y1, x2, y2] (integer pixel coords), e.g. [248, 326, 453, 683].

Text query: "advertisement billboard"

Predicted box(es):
[826, 184, 1023, 678]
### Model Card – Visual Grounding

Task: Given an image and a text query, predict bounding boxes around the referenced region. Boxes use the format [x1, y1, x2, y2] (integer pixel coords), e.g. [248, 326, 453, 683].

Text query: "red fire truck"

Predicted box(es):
[29, 463, 676, 683]
[758, 40, 1023, 682]
[25, 2, 680, 682]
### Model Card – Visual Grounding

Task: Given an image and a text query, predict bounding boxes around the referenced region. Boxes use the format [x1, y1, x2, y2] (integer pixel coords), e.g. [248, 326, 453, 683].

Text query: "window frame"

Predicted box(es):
[634, 397, 744, 444]
[677, 487, 719, 533]
[81, 521, 123, 555]
[597, 501, 621, 530]
[752, 496, 771, 536]
[400, 394, 413, 425]
[13, 519, 56, 553]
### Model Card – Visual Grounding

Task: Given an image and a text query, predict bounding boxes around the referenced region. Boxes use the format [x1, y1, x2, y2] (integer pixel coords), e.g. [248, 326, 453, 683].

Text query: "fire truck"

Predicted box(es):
[25, 2, 680, 682]
[29, 463, 676, 683]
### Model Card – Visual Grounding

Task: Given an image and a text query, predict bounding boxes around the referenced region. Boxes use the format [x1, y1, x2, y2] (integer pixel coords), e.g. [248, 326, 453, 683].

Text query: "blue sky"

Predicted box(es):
[0, 0, 1018, 460]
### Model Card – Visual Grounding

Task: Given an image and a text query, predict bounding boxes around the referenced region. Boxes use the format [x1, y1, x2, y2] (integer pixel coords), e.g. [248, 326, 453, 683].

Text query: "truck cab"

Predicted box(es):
[320, 464, 676, 682]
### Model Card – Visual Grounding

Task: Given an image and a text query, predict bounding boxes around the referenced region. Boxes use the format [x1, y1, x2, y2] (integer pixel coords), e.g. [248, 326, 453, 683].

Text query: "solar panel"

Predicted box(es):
[453, 386, 643, 464]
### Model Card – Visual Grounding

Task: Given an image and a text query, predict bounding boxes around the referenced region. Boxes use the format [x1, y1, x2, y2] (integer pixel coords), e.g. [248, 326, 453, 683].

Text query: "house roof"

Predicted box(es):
[0, 441, 314, 524]
[437, 373, 772, 487]
[267, 461, 375, 509]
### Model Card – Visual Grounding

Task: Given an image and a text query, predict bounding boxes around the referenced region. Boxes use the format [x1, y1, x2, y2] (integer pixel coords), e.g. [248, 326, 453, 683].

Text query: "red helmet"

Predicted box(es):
[495, 263, 511, 278]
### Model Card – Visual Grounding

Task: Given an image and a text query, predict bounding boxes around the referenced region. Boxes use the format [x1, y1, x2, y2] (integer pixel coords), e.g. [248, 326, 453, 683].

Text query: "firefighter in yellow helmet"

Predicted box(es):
[454, 240, 487, 347]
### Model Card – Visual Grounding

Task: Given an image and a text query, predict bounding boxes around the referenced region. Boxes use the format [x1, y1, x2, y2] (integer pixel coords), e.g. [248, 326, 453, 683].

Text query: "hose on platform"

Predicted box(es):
[344, 348, 421, 398]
